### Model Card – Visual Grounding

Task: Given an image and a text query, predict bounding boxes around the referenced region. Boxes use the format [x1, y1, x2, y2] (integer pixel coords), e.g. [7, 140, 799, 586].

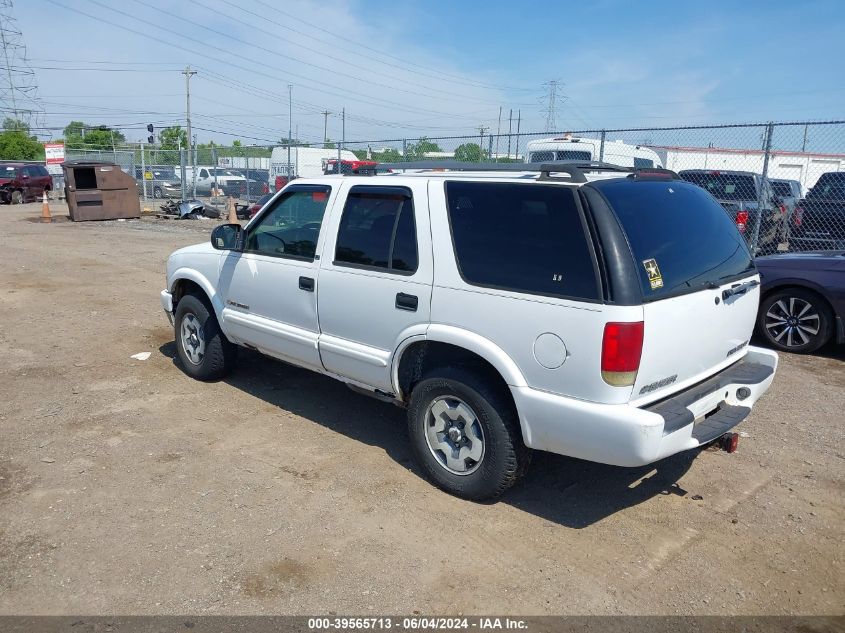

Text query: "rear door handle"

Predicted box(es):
[299, 276, 315, 292]
[395, 292, 418, 311]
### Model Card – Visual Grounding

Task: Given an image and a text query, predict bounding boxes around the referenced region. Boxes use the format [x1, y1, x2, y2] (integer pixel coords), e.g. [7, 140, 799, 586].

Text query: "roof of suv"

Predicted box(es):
[679, 169, 760, 178]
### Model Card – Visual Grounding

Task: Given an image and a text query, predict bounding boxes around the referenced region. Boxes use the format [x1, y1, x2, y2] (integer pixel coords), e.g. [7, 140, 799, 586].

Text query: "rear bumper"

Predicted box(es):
[512, 346, 778, 467]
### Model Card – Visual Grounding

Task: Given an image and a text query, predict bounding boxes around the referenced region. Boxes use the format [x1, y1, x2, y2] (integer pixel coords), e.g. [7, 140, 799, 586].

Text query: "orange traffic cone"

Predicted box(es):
[40, 191, 52, 223]
[227, 196, 238, 223]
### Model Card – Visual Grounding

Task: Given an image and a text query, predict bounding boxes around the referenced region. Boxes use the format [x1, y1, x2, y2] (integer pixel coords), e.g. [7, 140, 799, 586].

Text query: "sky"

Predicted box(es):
[9, 0, 845, 147]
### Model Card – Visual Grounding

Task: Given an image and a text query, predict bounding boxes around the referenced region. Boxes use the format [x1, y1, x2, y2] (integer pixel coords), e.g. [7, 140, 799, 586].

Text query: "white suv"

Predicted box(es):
[160, 162, 778, 500]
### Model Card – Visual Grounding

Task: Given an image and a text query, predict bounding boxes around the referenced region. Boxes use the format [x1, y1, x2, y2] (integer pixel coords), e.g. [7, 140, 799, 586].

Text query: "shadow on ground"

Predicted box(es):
[160, 342, 698, 528]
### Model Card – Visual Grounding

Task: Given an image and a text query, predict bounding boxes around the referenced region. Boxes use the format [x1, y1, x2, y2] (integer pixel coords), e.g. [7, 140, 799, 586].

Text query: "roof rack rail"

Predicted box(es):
[375, 160, 679, 182]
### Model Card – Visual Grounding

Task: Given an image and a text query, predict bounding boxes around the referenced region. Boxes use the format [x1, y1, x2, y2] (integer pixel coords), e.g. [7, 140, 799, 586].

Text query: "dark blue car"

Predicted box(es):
[755, 251, 845, 353]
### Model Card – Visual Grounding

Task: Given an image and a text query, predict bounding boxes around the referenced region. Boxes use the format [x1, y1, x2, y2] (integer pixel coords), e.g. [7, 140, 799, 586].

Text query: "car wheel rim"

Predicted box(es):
[424, 396, 485, 476]
[180, 313, 206, 365]
[764, 297, 820, 348]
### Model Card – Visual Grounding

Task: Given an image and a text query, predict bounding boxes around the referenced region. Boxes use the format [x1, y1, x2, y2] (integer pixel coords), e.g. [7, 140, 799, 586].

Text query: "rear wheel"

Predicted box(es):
[758, 288, 833, 353]
[174, 293, 237, 380]
[407, 367, 529, 501]
[153, 186, 163, 198]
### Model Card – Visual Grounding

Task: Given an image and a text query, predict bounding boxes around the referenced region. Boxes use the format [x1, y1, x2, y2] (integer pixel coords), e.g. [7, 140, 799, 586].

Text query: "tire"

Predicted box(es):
[11, 190, 22, 205]
[407, 367, 530, 501]
[173, 293, 237, 380]
[153, 186, 162, 199]
[757, 288, 833, 354]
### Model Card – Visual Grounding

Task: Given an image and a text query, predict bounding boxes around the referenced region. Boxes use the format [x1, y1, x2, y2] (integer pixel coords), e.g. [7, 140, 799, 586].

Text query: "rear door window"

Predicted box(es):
[445, 181, 599, 300]
[334, 186, 418, 273]
[592, 180, 754, 300]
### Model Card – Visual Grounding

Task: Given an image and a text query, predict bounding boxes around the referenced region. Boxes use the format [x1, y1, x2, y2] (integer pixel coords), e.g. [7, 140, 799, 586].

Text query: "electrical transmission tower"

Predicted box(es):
[0, 0, 43, 128]
[541, 80, 564, 133]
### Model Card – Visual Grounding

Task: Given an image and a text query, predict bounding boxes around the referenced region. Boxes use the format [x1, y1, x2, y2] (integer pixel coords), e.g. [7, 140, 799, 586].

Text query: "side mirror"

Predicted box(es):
[211, 223, 243, 251]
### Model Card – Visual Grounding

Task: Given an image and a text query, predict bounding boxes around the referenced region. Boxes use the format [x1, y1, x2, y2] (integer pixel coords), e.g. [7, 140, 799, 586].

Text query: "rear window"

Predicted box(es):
[680, 172, 758, 201]
[593, 180, 754, 299]
[445, 181, 599, 300]
[557, 150, 591, 161]
[771, 181, 794, 198]
[810, 172, 845, 199]
[529, 151, 554, 162]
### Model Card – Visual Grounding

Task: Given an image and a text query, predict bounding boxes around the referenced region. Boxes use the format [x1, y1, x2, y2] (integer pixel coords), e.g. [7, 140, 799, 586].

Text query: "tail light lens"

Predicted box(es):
[262, 182, 269, 194]
[793, 206, 803, 227]
[736, 210, 749, 233]
[275, 176, 288, 191]
[601, 322, 644, 387]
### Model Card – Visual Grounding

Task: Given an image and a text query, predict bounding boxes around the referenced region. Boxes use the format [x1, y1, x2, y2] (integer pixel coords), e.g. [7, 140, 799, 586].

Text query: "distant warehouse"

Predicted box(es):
[649, 145, 845, 192]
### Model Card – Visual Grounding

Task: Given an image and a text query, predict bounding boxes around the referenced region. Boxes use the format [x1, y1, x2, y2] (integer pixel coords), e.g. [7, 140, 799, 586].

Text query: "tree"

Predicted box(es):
[370, 148, 402, 162]
[278, 137, 309, 148]
[405, 137, 442, 160]
[158, 126, 188, 151]
[0, 119, 45, 160]
[323, 138, 336, 150]
[62, 121, 125, 150]
[454, 142, 483, 162]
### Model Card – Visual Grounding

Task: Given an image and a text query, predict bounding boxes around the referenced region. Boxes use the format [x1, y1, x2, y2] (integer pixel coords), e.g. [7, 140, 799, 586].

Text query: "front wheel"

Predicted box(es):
[10, 190, 22, 204]
[407, 367, 530, 501]
[758, 288, 833, 353]
[153, 186, 163, 199]
[174, 293, 237, 380]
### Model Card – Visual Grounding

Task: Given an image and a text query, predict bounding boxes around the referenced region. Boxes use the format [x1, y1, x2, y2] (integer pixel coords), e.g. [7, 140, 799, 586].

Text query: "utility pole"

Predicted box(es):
[321, 110, 331, 145]
[801, 124, 809, 153]
[478, 125, 489, 162]
[337, 107, 345, 167]
[514, 110, 521, 160]
[507, 108, 513, 160]
[182, 65, 196, 198]
[287, 84, 293, 180]
[495, 106, 502, 162]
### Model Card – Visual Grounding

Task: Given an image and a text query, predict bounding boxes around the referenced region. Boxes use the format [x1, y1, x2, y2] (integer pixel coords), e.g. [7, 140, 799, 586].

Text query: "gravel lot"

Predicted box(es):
[0, 202, 842, 616]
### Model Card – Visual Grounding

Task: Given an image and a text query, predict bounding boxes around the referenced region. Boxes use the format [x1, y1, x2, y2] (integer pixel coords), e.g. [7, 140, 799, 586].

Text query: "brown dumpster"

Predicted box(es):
[62, 160, 141, 221]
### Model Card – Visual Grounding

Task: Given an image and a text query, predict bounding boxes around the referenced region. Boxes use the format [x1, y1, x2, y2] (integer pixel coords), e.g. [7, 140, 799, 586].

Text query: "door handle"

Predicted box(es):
[395, 292, 418, 312]
[299, 276, 315, 292]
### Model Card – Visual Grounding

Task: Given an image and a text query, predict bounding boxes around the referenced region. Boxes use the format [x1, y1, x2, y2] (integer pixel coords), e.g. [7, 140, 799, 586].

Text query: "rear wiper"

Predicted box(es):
[722, 279, 760, 300]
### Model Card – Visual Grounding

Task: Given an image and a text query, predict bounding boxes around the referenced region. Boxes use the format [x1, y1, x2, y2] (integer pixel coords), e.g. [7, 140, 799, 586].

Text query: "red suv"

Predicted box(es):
[0, 163, 53, 204]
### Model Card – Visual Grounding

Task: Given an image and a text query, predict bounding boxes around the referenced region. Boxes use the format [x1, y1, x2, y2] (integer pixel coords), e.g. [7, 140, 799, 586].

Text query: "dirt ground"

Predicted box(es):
[0, 202, 842, 616]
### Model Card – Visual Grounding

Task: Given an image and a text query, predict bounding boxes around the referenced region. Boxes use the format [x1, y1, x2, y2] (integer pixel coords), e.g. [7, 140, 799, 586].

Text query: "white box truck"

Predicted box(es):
[269, 147, 358, 191]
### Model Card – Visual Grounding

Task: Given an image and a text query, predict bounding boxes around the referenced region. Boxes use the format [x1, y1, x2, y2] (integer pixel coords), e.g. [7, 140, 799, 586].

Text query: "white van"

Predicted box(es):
[269, 147, 358, 191]
[526, 135, 663, 169]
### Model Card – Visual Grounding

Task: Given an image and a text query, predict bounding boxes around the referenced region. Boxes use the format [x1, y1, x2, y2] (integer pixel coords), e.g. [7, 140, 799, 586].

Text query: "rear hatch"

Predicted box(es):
[592, 179, 759, 405]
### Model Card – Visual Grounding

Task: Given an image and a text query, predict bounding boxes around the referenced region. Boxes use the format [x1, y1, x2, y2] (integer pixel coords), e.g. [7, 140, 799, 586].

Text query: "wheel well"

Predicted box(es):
[171, 279, 209, 309]
[397, 341, 514, 406]
[761, 284, 833, 313]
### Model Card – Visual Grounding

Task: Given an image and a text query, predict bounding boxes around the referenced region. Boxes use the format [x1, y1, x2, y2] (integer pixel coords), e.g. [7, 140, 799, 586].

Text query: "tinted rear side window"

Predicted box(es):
[445, 181, 599, 300]
[810, 172, 845, 198]
[680, 172, 757, 201]
[334, 187, 418, 274]
[771, 181, 794, 197]
[592, 180, 754, 300]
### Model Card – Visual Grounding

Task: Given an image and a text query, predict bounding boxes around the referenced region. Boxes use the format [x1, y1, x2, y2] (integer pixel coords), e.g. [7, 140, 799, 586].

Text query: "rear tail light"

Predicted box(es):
[735, 210, 749, 233]
[779, 204, 787, 216]
[275, 176, 288, 191]
[793, 206, 803, 227]
[601, 322, 644, 387]
[262, 182, 269, 194]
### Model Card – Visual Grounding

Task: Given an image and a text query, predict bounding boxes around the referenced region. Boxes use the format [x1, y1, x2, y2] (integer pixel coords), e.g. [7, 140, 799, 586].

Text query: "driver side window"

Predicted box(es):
[245, 186, 332, 261]
[199, 169, 209, 178]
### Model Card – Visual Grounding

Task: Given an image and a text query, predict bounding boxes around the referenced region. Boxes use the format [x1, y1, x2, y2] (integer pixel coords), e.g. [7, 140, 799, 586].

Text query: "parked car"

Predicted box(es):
[755, 251, 845, 353]
[0, 163, 52, 204]
[789, 172, 845, 251]
[247, 192, 274, 219]
[679, 169, 786, 254]
[161, 162, 778, 500]
[135, 165, 181, 199]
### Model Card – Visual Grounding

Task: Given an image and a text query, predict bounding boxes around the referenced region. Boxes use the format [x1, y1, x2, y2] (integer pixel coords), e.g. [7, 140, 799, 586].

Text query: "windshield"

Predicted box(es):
[680, 172, 758, 201]
[809, 172, 845, 199]
[212, 169, 240, 177]
[594, 179, 754, 300]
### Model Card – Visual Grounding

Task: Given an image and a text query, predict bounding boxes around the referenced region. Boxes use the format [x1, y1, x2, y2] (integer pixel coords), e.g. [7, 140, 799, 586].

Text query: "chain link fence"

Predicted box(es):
[344, 120, 845, 255]
[62, 120, 844, 254]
